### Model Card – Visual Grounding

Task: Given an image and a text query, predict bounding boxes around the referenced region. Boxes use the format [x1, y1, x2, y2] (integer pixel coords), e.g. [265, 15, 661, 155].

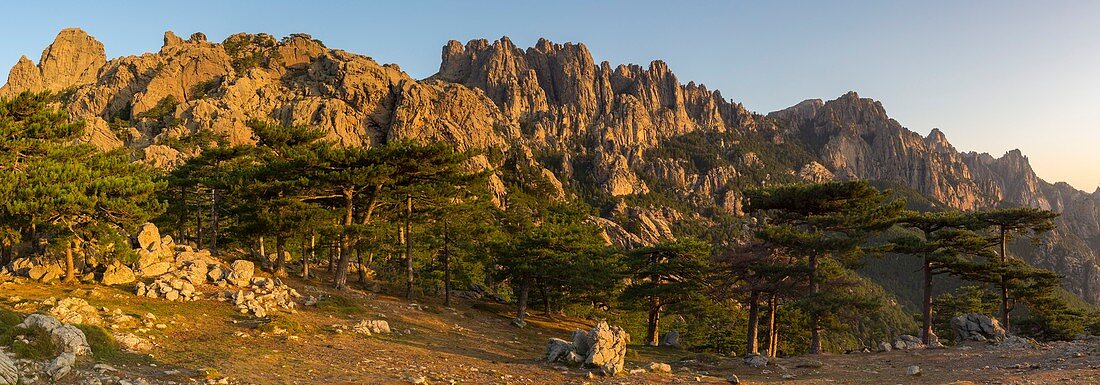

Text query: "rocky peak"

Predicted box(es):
[924, 128, 954, 153]
[1, 28, 105, 96]
[163, 31, 185, 48]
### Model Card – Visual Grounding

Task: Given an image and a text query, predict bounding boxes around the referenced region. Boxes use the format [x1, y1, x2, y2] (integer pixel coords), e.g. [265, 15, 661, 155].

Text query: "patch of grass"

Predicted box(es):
[0, 309, 21, 330]
[1, 325, 56, 360]
[75, 324, 122, 361]
[316, 295, 364, 315]
[257, 317, 308, 336]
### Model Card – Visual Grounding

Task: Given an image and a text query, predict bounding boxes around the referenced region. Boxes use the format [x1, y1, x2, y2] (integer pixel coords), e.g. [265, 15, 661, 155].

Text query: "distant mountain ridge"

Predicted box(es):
[2, 28, 1097, 305]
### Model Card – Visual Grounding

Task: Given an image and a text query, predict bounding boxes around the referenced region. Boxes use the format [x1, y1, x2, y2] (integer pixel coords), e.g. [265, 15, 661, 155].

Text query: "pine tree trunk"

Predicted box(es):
[539, 282, 551, 316]
[443, 222, 451, 307]
[747, 289, 761, 354]
[258, 236, 265, 260]
[274, 236, 287, 277]
[334, 189, 354, 290]
[195, 189, 204, 247]
[646, 299, 662, 346]
[210, 188, 219, 254]
[356, 248, 365, 283]
[809, 254, 822, 354]
[515, 278, 530, 324]
[767, 293, 778, 357]
[999, 226, 1011, 330]
[404, 193, 414, 300]
[63, 239, 76, 283]
[921, 257, 934, 345]
[302, 234, 312, 279]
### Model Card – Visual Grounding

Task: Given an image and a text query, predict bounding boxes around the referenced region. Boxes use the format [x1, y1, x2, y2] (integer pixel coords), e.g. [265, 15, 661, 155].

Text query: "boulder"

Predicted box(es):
[101, 260, 136, 285]
[227, 260, 255, 286]
[45, 352, 76, 380]
[134, 222, 161, 251]
[646, 362, 672, 373]
[51, 324, 91, 355]
[585, 321, 629, 376]
[353, 320, 391, 335]
[27, 262, 63, 282]
[18, 313, 63, 331]
[136, 261, 172, 278]
[950, 313, 1007, 343]
[660, 330, 680, 347]
[545, 338, 574, 362]
[572, 328, 593, 357]
[893, 334, 924, 350]
[743, 353, 767, 368]
[0, 351, 17, 385]
[906, 365, 922, 376]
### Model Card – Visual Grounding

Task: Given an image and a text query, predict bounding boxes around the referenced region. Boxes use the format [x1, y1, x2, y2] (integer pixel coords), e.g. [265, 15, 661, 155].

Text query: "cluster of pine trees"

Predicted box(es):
[1, 92, 1095, 357]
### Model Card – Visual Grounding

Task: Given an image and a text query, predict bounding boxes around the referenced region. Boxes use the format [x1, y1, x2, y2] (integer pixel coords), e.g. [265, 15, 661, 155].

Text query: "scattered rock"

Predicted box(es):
[45, 352, 76, 380]
[353, 320, 391, 336]
[893, 334, 924, 350]
[907, 365, 922, 376]
[743, 353, 767, 368]
[510, 317, 526, 328]
[646, 362, 672, 373]
[725, 373, 740, 384]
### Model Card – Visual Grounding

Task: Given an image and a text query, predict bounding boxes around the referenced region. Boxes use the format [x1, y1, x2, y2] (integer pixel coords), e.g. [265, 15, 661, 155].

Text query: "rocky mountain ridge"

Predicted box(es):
[2, 28, 1097, 305]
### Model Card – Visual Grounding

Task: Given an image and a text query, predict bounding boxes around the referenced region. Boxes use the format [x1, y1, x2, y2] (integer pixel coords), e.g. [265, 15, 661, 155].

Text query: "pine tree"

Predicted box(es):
[890, 210, 996, 344]
[623, 238, 712, 346]
[976, 207, 1059, 330]
[745, 181, 903, 354]
[1, 92, 162, 281]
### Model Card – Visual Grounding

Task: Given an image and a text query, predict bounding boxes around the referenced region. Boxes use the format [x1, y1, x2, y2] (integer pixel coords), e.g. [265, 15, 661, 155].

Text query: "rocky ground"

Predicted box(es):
[0, 271, 1097, 385]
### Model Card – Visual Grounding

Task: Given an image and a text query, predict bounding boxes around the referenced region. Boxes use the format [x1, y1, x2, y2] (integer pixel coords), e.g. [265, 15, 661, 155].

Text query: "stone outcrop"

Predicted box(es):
[544, 321, 630, 376]
[0, 351, 16, 385]
[950, 313, 1008, 343]
[13, 313, 90, 381]
[0, 28, 105, 96]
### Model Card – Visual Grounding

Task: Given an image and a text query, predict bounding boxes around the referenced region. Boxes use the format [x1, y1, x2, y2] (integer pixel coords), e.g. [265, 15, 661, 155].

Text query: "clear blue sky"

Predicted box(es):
[3, 1, 1098, 191]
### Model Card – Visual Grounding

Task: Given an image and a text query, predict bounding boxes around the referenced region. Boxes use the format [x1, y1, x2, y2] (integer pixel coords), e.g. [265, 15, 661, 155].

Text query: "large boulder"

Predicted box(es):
[545, 338, 574, 363]
[227, 260, 255, 286]
[950, 313, 1007, 342]
[134, 223, 161, 251]
[18, 313, 63, 331]
[51, 324, 91, 355]
[585, 321, 630, 376]
[0, 351, 17, 385]
[101, 260, 136, 285]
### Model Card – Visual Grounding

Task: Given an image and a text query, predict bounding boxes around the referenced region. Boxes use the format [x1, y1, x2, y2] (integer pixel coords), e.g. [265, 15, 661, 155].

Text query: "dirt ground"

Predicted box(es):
[1, 273, 1097, 385]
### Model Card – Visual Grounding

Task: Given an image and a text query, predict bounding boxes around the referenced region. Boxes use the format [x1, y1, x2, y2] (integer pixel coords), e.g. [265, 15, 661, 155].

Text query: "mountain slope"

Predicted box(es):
[2, 28, 1097, 305]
